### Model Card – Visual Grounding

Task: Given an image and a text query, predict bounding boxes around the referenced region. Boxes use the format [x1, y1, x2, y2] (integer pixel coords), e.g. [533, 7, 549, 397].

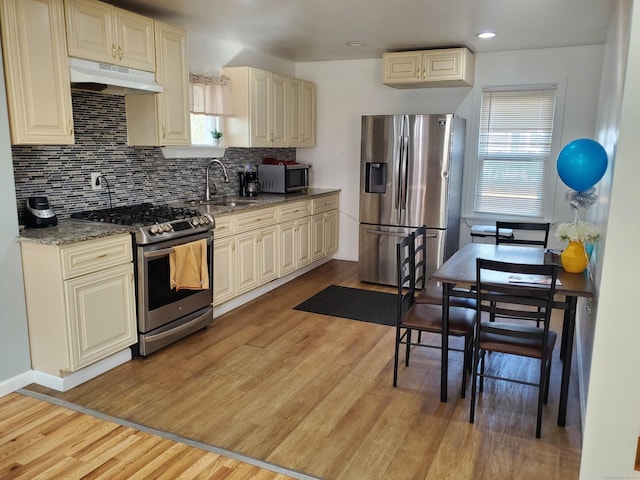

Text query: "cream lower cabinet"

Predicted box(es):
[0, 0, 74, 145]
[278, 200, 313, 276]
[20, 234, 137, 376]
[212, 195, 338, 307]
[212, 215, 235, 307]
[311, 194, 339, 261]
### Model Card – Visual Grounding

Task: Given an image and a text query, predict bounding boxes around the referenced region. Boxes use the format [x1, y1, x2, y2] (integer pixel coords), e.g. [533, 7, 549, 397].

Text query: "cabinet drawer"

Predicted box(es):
[278, 200, 311, 222]
[61, 234, 132, 279]
[312, 194, 339, 214]
[234, 207, 277, 233]
[213, 215, 235, 239]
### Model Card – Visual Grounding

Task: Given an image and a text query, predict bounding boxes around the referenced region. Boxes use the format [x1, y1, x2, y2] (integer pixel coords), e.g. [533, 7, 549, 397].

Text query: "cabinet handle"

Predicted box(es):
[96, 253, 108, 258]
[118, 46, 122, 60]
[162, 126, 166, 139]
[112, 44, 117, 59]
[68, 120, 73, 136]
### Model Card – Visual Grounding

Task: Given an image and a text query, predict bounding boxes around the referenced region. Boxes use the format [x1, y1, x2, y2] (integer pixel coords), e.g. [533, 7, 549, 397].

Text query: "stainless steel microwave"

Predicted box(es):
[258, 163, 310, 193]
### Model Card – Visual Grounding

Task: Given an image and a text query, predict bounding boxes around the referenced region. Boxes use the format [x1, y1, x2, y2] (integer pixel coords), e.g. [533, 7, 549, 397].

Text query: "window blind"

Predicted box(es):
[475, 87, 557, 217]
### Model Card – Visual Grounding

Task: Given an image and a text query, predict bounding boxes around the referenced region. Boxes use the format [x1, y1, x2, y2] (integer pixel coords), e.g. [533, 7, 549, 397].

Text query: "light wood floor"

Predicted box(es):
[0, 393, 296, 479]
[26, 260, 582, 480]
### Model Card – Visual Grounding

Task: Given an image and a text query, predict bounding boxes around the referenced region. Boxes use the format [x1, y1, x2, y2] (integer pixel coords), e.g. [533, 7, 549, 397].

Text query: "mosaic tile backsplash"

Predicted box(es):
[12, 90, 295, 222]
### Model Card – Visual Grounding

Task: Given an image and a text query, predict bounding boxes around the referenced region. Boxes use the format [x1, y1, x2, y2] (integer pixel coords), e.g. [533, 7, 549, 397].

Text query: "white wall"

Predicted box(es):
[580, 0, 640, 477]
[295, 46, 604, 261]
[0, 38, 32, 392]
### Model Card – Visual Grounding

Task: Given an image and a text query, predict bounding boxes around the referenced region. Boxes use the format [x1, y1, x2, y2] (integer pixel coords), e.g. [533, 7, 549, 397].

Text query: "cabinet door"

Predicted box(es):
[213, 236, 235, 306]
[311, 213, 326, 261]
[270, 72, 288, 147]
[114, 7, 155, 71]
[64, 0, 114, 64]
[250, 68, 271, 147]
[257, 227, 278, 284]
[279, 221, 296, 277]
[236, 231, 259, 294]
[301, 80, 316, 147]
[288, 77, 302, 146]
[324, 210, 339, 255]
[65, 263, 136, 370]
[154, 21, 190, 145]
[383, 51, 423, 84]
[1, 0, 74, 144]
[296, 216, 312, 268]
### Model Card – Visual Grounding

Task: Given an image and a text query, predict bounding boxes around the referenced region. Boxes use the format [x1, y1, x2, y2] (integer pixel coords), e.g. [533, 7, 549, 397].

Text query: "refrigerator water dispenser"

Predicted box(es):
[365, 162, 386, 193]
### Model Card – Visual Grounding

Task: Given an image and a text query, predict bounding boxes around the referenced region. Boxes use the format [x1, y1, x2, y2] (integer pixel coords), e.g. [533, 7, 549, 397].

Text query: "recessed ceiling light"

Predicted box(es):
[477, 32, 496, 39]
[346, 41, 367, 47]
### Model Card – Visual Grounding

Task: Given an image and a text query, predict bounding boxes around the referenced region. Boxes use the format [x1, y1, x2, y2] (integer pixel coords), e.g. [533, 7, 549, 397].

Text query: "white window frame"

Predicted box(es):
[190, 114, 224, 146]
[462, 82, 566, 223]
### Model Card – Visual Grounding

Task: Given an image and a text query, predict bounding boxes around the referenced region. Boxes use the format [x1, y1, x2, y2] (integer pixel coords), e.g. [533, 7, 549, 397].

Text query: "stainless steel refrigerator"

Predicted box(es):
[358, 113, 466, 285]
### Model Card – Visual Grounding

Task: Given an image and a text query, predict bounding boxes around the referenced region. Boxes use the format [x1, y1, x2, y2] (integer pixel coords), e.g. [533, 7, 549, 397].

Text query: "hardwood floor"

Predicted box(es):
[0, 393, 297, 479]
[25, 260, 582, 479]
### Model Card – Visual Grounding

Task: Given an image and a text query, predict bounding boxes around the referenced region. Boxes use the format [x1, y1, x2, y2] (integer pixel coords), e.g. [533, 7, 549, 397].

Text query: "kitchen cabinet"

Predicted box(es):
[301, 80, 317, 147]
[20, 234, 137, 376]
[278, 200, 312, 276]
[234, 206, 278, 294]
[0, 0, 74, 145]
[222, 66, 316, 148]
[125, 21, 190, 146]
[212, 215, 235, 306]
[383, 48, 475, 88]
[311, 194, 339, 261]
[64, 0, 155, 71]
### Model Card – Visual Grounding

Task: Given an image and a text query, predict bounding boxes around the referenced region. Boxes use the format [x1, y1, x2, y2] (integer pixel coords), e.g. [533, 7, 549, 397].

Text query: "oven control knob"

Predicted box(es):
[201, 216, 211, 225]
[192, 217, 200, 226]
[162, 223, 172, 232]
[149, 224, 161, 235]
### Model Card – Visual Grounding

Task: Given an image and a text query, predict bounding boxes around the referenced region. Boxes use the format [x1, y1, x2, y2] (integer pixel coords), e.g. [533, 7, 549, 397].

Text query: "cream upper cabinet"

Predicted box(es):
[383, 48, 475, 88]
[0, 0, 74, 145]
[64, 0, 155, 71]
[20, 234, 137, 376]
[222, 66, 316, 148]
[301, 80, 317, 147]
[125, 21, 190, 146]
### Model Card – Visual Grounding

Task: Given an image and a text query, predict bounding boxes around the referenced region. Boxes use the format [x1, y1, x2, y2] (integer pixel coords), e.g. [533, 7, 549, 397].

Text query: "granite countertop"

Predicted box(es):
[19, 189, 340, 246]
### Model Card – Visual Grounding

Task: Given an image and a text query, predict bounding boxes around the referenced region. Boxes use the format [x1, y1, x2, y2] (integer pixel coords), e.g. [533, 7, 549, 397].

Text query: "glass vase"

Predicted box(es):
[561, 240, 588, 273]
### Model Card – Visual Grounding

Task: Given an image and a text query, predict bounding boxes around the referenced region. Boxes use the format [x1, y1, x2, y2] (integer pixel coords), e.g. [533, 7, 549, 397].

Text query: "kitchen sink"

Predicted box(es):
[188, 198, 259, 207]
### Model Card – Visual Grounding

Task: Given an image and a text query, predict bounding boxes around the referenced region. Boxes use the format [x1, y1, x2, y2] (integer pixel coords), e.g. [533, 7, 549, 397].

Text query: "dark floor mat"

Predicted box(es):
[293, 285, 396, 326]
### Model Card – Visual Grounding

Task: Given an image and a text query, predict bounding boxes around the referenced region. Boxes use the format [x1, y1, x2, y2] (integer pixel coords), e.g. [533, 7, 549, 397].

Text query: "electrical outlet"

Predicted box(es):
[91, 172, 102, 191]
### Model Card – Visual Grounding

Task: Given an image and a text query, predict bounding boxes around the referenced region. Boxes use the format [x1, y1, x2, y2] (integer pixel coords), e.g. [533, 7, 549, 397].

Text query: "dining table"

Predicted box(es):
[430, 242, 593, 426]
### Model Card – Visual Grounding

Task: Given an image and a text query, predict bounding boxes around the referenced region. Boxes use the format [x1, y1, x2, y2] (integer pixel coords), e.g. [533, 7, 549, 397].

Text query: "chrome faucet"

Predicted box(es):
[205, 159, 230, 200]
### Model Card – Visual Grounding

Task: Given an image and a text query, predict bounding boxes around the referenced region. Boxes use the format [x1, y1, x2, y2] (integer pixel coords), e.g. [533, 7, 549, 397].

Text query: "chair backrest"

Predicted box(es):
[495, 222, 550, 247]
[412, 225, 427, 290]
[396, 234, 415, 324]
[475, 259, 558, 334]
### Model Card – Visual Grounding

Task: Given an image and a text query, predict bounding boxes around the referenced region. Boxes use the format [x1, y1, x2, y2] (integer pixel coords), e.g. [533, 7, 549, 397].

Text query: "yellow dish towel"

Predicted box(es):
[169, 238, 209, 291]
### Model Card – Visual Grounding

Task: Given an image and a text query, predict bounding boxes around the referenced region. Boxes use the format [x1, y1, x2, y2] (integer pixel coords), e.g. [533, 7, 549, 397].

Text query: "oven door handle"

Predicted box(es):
[143, 237, 213, 260]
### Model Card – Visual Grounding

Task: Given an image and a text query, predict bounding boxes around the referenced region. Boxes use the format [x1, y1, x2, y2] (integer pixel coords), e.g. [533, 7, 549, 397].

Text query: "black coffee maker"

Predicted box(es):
[23, 196, 58, 228]
[238, 168, 259, 197]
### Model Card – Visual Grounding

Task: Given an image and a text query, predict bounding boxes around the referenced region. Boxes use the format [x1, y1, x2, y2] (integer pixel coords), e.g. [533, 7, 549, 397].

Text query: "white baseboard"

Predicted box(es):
[32, 349, 132, 392]
[0, 371, 33, 397]
[213, 256, 333, 317]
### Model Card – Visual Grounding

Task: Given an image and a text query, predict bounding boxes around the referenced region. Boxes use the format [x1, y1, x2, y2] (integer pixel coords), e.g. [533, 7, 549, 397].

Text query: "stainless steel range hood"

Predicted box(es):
[68, 57, 163, 95]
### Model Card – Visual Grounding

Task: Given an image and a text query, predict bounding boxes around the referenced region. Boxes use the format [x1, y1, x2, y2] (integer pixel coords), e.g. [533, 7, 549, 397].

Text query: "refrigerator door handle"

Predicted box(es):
[364, 228, 408, 238]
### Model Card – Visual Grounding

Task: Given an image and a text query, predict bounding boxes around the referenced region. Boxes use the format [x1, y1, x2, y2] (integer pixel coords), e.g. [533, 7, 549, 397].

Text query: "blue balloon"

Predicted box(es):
[557, 139, 608, 191]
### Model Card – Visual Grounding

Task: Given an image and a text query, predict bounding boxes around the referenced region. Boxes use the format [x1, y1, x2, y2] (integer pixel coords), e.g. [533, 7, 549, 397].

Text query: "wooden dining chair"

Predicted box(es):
[393, 233, 475, 398]
[412, 225, 476, 309]
[495, 222, 551, 247]
[469, 258, 559, 438]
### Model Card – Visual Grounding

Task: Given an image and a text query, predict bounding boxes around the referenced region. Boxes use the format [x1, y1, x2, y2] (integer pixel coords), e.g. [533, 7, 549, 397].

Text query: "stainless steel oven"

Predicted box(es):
[136, 231, 213, 356]
[71, 203, 216, 356]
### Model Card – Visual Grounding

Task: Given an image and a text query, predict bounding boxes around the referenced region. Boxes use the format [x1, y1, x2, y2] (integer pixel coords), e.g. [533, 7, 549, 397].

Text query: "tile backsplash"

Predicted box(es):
[12, 90, 295, 221]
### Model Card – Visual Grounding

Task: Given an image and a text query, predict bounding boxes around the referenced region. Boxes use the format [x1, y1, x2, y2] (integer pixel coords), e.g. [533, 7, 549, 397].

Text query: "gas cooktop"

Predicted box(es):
[71, 203, 215, 245]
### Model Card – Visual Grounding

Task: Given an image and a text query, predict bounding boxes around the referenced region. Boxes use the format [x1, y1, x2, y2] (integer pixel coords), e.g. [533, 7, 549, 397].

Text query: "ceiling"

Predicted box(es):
[109, 0, 615, 63]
